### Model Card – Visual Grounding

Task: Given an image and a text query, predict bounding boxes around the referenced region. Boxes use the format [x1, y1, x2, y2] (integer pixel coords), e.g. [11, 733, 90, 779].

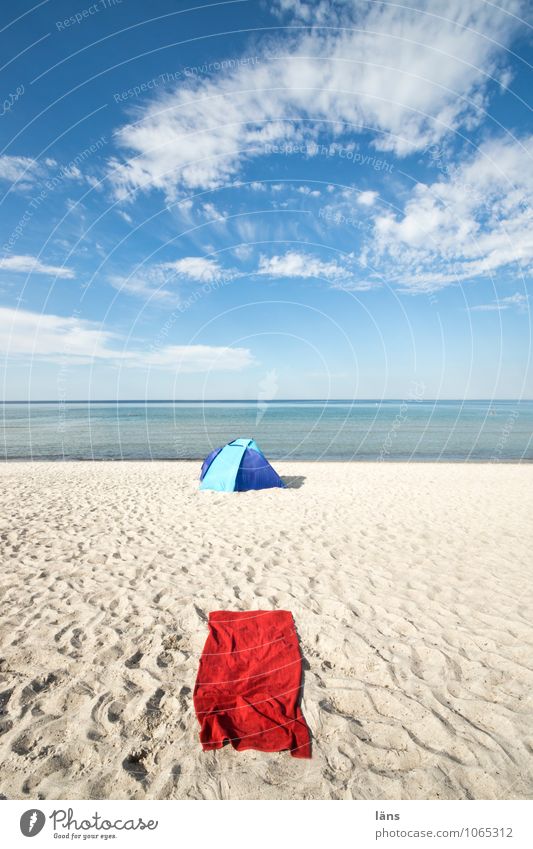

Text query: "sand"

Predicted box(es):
[0, 461, 532, 801]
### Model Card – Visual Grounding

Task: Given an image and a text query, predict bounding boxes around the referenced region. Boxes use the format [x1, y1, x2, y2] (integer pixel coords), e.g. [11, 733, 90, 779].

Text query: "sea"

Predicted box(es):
[1, 400, 532, 461]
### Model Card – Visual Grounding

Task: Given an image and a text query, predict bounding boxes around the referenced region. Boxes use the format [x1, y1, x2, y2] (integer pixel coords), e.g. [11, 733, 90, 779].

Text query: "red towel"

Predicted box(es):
[194, 610, 311, 758]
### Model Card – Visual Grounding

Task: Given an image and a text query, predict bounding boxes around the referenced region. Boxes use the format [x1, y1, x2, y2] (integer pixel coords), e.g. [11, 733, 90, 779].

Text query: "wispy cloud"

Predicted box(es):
[198, 201, 227, 221]
[0, 255, 74, 279]
[162, 256, 227, 282]
[0, 143, 104, 193]
[357, 190, 378, 207]
[469, 292, 528, 312]
[369, 134, 533, 291]
[143, 344, 254, 372]
[297, 186, 321, 197]
[110, 256, 233, 301]
[257, 251, 351, 281]
[108, 0, 522, 199]
[0, 155, 43, 184]
[117, 250, 361, 294]
[0, 306, 118, 360]
[109, 271, 174, 301]
[0, 306, 254, 372]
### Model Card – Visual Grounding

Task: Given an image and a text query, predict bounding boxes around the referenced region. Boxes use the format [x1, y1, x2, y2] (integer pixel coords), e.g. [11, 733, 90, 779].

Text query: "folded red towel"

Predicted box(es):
[194, 610, 311, 758]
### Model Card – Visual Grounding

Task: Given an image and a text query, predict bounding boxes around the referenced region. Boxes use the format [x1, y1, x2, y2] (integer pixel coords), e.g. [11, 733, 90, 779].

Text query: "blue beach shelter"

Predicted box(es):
[199, 438, 285, 492]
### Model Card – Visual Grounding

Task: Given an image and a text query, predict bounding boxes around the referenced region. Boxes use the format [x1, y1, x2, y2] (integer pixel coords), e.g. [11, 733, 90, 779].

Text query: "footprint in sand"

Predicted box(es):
[107, 701, 125, 723]
[122, 748, 149, 783]
[20, 673, 58, 705]
[156, 650, 173, 668]
[70, 628, 86, 650]
[0, 718, 13, 735]
[12, 732, 35, 756]
[125, 650, 143, 669]
[0, 688, 14, 712]
[145, 688, 165, 731]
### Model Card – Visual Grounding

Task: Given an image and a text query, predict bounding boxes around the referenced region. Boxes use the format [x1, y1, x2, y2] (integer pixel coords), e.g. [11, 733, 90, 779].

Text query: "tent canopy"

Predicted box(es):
[200, 438, 285, 492]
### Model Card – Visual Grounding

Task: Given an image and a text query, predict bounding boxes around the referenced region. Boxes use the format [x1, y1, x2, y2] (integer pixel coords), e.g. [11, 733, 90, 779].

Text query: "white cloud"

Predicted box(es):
[86, 175, 103, 191]
[297, 186, 321, 196]
[272, 0, 340, 24]
[109, 272, 173, 301]
[272, 0, 315, 21]
[233, 244, 253, 261]
[257, 251, 350, 280]
[162, 256, 227, 282]
[370, 134, 533, 291]
[0, 255, 74, 279]
[469, 292, 528, 312]
[110, 256, 232, 301]
[331, 278, 381, 292]
[0, 306, 254, 372]
[108, 0, 523, 199]
[0, 151, 98, 194]
[498, 67, 514, 91]
[199, 202, 226, 221]
[0, 156, 42, 184]
[357, 190, 378, 206]
[0, 306, 118, 360]
[143, 344, 254, 372]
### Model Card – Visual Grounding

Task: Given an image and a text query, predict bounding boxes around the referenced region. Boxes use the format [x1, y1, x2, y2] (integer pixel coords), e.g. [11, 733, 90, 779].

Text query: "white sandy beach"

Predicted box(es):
[0, 461, 532, 800]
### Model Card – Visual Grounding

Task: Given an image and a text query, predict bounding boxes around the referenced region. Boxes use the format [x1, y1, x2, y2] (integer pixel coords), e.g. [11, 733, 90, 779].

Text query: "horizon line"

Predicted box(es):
[1, 398, 530, 404]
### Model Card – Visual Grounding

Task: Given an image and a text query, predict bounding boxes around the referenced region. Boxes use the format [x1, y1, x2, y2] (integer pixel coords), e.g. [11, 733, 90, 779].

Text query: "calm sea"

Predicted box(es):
[1, 401, 532, 461]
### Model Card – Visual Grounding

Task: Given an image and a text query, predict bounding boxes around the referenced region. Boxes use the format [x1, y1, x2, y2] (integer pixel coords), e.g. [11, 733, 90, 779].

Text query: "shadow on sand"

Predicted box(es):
[282, 476, 306, 489]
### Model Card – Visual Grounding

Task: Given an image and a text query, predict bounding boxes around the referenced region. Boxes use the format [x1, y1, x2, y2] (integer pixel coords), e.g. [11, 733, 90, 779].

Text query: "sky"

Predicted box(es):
[0, 0, 532, 400]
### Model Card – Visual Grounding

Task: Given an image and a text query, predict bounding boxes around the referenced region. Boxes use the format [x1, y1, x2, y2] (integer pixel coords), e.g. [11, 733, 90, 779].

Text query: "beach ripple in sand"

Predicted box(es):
[0, 462, 532, 800]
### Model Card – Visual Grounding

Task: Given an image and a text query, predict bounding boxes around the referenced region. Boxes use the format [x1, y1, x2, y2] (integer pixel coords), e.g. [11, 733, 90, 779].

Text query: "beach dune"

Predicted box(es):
[0, 461, 532, 800]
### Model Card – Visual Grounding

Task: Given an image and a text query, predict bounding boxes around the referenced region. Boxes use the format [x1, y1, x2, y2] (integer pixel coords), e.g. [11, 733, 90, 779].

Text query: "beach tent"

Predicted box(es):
[200, 438, 285, 492]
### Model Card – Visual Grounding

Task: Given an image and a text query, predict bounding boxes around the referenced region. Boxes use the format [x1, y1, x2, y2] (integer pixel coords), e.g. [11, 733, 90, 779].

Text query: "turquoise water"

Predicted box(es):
[1, 401, 532, 461]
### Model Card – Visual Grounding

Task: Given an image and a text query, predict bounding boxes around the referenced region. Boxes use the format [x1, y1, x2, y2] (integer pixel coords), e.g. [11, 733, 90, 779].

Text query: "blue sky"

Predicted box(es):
[0, 0, 532, 400]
